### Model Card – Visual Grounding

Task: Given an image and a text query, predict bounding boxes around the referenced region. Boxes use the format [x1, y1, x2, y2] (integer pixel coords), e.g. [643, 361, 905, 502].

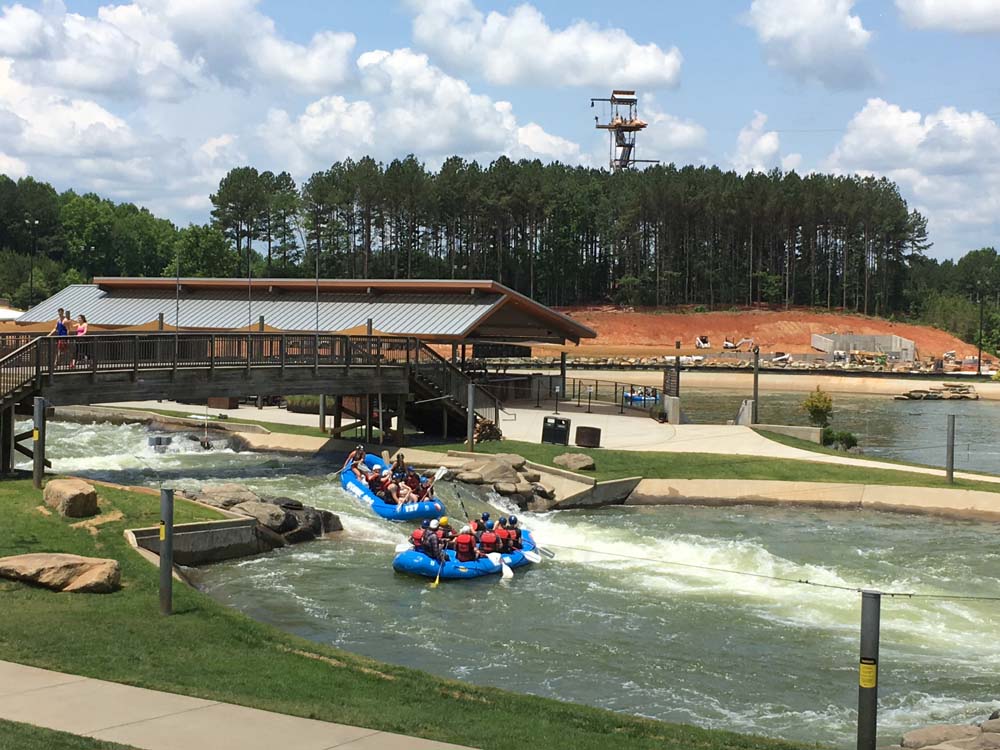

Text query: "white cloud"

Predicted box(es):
[408, 0, 682, 88]
[745, 0, 875, 89]
[730, 111, 799, 173]
[827, 98, 1000, 257]
[261, 48, 587, 170]
[0, 151, 28, 178]
[0, 0, 356, 99]
[895, 0, 1000, 32]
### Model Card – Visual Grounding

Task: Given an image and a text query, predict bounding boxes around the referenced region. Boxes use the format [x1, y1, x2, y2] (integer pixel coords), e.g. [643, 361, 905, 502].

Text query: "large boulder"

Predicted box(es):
[526, 494, 558, 513]
[519, 470, 541, 483]
[319, 509, 343, 533]
[43, 479, 98, 518]
[198, 483, 260, 508]
[553, 453, 596, 472]
[232, 501, 291, 532]
[531, 482, 556, 500]
[455, 471, 484, 484]
[0, 553, 120, 593]
[474, 459, 521, 484]
[493, 482, 518, 496]
[903, 725, 982, 749]
[984, 721, 1000, 733]
[492, 453, 527, 471]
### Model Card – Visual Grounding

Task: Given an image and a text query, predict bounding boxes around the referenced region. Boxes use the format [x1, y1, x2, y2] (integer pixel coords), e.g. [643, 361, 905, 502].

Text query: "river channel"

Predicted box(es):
[35, 416, 1000, 748]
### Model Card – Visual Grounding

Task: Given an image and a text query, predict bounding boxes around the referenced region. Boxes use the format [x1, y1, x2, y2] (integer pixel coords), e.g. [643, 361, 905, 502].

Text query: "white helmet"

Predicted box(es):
[460, 525, 471, 534]
[429, 519, 440, 530]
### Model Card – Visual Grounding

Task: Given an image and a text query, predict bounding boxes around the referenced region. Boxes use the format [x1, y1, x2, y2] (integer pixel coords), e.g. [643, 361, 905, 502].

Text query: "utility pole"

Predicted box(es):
[856, 590, 882, 750]
[977, 286, 984, 377]
[24, 216, 39, 307]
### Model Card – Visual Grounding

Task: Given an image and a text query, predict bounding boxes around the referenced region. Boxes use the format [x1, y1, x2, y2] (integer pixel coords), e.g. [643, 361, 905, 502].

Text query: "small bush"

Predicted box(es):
[801, 386, 833, 427]
[821, 427, 836, 446]
[285, 395, 334, 414]
[836, 431, 858, 450]
[693, 305, 708, 313]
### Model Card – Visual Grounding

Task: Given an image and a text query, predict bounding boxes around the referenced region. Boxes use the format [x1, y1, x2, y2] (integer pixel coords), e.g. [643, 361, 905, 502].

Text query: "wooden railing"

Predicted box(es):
[0, 333, 497, 422]
[413, 343, 500, 424]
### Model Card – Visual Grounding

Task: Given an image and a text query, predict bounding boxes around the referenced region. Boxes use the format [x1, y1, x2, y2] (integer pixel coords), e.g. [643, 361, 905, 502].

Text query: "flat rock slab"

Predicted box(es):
[0, 553, 120, 593]
[43, 478, 99, 518]
[903, 725, 982, 749]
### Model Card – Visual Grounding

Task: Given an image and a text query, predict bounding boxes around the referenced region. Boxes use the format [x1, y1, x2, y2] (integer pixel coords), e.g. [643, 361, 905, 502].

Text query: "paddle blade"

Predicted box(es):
[523, 550, 542, 564]
[500, 562, 514, 579]
[433, 465, 448, 482]
[430, 562, 443, 588]
[394, 542, 412, 553]
[381, 450, 391, 463]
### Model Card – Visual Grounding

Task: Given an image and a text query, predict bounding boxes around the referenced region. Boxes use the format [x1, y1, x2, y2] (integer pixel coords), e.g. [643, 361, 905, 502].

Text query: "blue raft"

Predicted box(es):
[340, 456, 445, 521]
[392, 530, 537, 580]
[623, 391, 658, 404]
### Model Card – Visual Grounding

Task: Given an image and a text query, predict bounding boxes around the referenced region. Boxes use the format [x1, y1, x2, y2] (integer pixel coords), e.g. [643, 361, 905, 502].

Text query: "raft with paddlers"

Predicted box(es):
[392, 529, 540, 580]
[340, 456, 446, 521]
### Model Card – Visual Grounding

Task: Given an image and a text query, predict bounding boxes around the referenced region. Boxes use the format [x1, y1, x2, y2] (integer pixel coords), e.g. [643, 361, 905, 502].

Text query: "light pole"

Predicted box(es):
[977, 284, 984, 377]
[24, 217, 38, 307]
[314, 218, 327, 334]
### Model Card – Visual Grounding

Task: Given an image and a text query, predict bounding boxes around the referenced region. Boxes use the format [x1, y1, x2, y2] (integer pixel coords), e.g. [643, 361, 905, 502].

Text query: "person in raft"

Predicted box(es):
[390, 453, 407, 480]
[421, 519, 447, 563]
[495, 517, 512, 553]
[436, 516, 456, 547]
[410, 519, 431, 551]
[507, 515, 522, 550]
[342, 444, 367, 480]
[453, 525, 478, 562]
[478, 520, 500, 554]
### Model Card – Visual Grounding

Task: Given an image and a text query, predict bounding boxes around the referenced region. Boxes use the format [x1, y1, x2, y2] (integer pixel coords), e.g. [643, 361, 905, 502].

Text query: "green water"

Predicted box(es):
[33, 419, 1000, 748]
[681, 388, 1000, 474]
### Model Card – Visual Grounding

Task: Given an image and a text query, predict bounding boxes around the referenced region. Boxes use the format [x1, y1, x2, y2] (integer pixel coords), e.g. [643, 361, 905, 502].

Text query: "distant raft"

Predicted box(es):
[340, 457, 445, 521]
[392, 530, 537, 580]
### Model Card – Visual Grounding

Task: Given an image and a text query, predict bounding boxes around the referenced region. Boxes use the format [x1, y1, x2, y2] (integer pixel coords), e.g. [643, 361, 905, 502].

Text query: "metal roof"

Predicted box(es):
[20, 285, 500, 338]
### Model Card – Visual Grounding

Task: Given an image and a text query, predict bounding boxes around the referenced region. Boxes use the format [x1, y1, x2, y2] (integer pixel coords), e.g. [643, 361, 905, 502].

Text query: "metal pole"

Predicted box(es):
[378, 392, 384, 445]
[466, 381, 475, 452]
[535, 378, 540, 408]
[315, 231, 320, 334]
[946, 414, 955, 484]
[587, 387, 592, 413]
[319, 395, 327, 433]
[32, 396, 45, 489]
[554, 386, 560, 415]
[977, 292, 984, 377]
[576, 382, 581, 408]
[752, 346, 760, 424]
[159, 488, 174, 616]
[857, 590, 881, 750]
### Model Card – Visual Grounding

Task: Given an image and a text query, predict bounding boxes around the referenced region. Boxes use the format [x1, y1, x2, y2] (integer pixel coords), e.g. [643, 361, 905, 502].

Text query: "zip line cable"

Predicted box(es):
[542, 543, 1000, 603]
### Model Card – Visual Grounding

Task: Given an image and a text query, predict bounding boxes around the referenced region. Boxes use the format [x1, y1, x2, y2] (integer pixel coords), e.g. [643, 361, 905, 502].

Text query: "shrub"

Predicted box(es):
[800, 386, 833, 427]
[285, 395, 333, 414]
[692, 305, 708, 313]
[821, 427, 836, 446]
[836, 431, 858, 450]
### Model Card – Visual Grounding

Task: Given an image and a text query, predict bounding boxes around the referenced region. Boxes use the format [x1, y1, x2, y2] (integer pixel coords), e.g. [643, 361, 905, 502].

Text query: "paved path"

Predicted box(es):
[0, 661, 470, 750]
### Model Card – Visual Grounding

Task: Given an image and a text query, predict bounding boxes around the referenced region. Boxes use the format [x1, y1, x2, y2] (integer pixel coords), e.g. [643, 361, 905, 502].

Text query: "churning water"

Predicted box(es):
[32, 416, 1000, 748]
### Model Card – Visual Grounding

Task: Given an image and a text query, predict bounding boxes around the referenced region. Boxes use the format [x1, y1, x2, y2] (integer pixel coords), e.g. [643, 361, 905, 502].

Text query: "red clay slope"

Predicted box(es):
[550, 307, 975, 358]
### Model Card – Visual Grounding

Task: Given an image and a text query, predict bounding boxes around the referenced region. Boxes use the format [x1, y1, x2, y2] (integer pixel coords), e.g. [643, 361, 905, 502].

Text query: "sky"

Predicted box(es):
[0, 0, 998, 260]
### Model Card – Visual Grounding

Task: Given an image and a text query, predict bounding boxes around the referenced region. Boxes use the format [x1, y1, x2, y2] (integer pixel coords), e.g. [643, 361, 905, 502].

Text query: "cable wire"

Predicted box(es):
[542, 543, 1000, 602]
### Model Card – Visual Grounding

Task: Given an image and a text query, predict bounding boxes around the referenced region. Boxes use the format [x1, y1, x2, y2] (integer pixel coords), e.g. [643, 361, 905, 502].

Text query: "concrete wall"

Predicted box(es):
[754, 424, 822, 443]
[811, 333, 916, 362]
[554, 476, 642, 509]
[128, 518, 279, 565]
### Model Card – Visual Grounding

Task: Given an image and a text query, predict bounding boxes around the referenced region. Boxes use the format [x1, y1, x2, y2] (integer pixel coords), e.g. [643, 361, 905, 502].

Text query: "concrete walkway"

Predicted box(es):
[0, 660, 470, 750]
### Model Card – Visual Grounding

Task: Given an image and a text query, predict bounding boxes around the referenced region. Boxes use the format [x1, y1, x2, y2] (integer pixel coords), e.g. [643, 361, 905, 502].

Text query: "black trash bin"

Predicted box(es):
[541, 416, 571, 445]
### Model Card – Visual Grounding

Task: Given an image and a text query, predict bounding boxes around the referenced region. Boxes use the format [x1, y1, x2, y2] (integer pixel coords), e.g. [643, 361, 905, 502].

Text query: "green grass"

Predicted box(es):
[420, 438, 1000, 494]
[0, 479, 811, 750]
[0, 719, 137, 750]
[753, 429, 1000, 478]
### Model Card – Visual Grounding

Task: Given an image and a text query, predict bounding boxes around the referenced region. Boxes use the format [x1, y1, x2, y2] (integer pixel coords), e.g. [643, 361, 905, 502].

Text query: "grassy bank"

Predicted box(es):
[420, 439, 1000, 494]
[0, 719, 136, 750]
[0, 479, 808, 750]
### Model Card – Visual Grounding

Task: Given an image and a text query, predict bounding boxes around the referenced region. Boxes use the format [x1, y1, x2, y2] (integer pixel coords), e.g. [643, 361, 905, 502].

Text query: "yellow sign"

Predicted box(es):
[159, 522, 166, 541]
[859, 659, 877, 688]
[32, 429, 39, 442]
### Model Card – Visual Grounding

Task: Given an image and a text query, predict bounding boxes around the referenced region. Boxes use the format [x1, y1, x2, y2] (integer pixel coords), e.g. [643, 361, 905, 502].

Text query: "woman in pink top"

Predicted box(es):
[71, 314, 88, 368]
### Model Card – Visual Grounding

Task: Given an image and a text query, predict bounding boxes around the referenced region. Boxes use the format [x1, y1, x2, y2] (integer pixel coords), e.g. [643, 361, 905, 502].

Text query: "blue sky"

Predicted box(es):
[1, 0, 999, 259]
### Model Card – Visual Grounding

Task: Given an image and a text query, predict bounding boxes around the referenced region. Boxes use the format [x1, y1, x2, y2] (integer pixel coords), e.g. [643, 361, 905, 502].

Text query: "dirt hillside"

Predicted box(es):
[547, 307, 975, 359]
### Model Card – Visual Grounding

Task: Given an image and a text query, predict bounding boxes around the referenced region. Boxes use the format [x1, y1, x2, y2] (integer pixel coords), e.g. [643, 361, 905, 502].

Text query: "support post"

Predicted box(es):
[1, 405, 13, 474]
[397, 395, 406, 447]
[466, 381, 475, 452]
[378, 392, 384, 445]
[365, 395, 373, 442]
[319, 395, 327, 433]
[32, 396, 46, 489]
[333, 396, 343, 432]
[554, 385, 560, 415]
[157, 312, 164, 331]
[441, 403, 448, 439]
[559, 351, 567, 395]
[535, 378, 540, 408]
[857, 590, 881, 750]
[159, 488, 174, 616]
[946, 414, 955, 484]
[258, 315, 264, 332]
[752, 346, 760, 424]
[587, 387, 592, 414]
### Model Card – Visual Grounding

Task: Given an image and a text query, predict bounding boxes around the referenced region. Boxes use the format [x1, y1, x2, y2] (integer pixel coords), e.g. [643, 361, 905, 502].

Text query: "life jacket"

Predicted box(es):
[405, 474, 421, 492]
[479, 531, 499, 553]
[495, 526, 511, 551]
[435, 528, 445, 540]
[410, 529, 424, 548]
[508, 527, 522, 549]
[454, 533, 476, 562]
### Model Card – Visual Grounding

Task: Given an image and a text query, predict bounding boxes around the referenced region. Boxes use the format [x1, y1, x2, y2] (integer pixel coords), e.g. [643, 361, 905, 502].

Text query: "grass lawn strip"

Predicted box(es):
[0, 719, 138, 750]
[419, 439, 1000, 494]
[753, 429, 1000, 478]
[0, 479, 809, 750]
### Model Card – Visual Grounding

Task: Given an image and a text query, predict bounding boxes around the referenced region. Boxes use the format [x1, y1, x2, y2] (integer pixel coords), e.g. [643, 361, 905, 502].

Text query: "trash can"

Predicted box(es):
[575, 426, 601, 448]
[541, 416, 571, 445]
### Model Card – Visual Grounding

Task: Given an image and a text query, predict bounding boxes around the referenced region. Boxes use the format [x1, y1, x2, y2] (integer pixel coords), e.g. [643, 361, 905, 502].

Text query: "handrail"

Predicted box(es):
[414, 343, 500, 423]
[0, 332, 497, 425]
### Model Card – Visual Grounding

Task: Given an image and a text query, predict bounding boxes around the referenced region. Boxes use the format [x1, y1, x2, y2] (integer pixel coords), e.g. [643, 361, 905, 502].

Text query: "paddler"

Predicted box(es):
[453, 525, 478, 562]
[495, 516, 512, 552]
[410, 519, 430, 551]
[342, 444, 367, 480]
[478, 520, 499, 554]
[507, 515, 522, 549]
[437, 516, 456, 548]
[422, 519, 447, 563]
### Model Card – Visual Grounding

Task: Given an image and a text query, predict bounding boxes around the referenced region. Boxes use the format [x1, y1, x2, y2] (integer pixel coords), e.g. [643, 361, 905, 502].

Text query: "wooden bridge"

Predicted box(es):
[0, 332, 500, 476]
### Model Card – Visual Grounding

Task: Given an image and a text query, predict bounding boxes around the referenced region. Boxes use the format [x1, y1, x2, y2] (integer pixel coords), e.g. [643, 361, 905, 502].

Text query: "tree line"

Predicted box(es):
[0, 161, 996, 354]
